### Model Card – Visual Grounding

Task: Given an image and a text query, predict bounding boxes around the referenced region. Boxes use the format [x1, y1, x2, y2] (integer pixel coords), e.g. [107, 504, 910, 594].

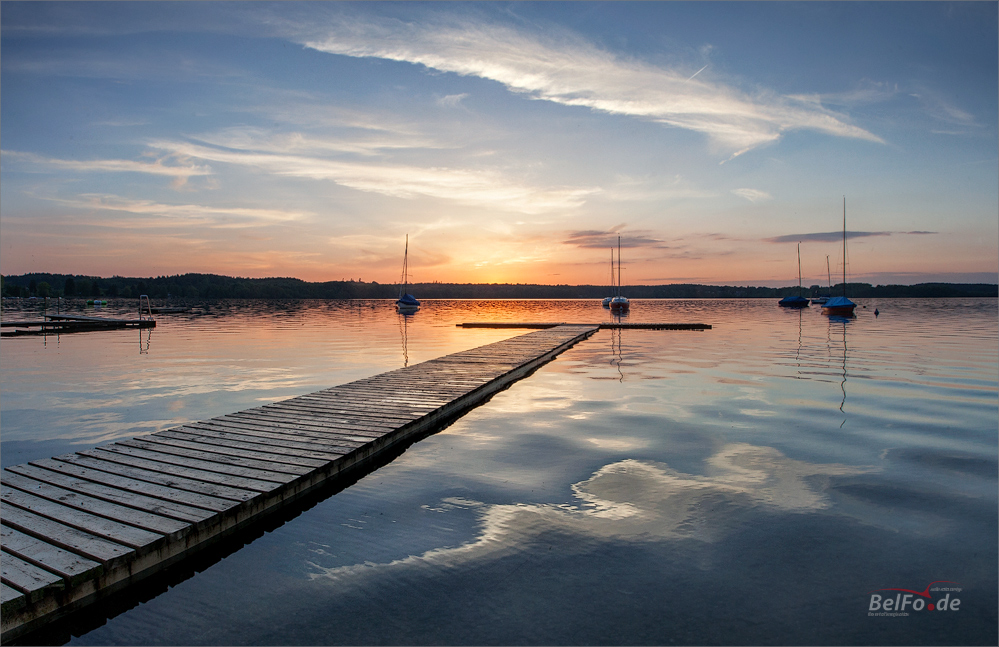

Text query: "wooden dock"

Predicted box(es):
[0, 324, 602, 641]
[0, 315, 155, 337]
[457, 321, 711, 330]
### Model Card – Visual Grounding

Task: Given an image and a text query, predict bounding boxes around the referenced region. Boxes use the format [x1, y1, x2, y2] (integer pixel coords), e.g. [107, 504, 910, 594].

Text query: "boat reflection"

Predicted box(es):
[398, 311, 410, 368]
[828, 315, 850, 416]
[610, 327, 625, 382]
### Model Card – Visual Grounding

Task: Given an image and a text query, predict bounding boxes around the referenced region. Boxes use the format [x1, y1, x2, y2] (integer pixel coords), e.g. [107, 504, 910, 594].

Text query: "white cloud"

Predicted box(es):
[732, 188, 772, 203]
[2, 150, 211, 180]
[437, 93, 469, 108]
[148, 138, 599, 214]
[43, 193, 311, 227]
[294, 15, 884, 157]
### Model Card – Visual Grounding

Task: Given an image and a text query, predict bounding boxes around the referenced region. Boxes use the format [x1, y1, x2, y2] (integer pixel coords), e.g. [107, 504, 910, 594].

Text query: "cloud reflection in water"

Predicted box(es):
[307, 443, 872, 582]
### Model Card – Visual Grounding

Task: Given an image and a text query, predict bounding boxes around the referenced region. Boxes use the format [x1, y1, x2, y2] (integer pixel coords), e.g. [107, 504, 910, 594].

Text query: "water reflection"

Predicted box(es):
[307, 443, 873, 582]
[609, 327, 624, 382]
[831, 316, 849, 415]
[398, 312, 410, 368]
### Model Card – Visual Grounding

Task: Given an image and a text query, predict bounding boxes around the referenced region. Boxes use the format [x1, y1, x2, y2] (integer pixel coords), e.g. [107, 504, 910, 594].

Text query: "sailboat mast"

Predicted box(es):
[400, 234, 409, 298]
[797, 242, 802, 296]
[842, 196, 847, 296]
[826, 255, 831, 292]
[617, 236, 622, 297]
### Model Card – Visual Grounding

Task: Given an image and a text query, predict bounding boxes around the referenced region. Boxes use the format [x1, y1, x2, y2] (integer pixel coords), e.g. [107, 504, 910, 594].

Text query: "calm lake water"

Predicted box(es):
[1, 298, 996, 645]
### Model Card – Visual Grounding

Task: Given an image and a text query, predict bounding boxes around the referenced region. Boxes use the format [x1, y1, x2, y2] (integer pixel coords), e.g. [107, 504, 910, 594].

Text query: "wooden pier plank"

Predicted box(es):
[84, 447, 291, 491]
[182, 420, 376, 446]
[24, 459, 237, 512]
[1, 472, 189, 536]
[1, 487, 164, 551]
[4, 463, 215, 524]
[1, 506, 133, 564]
[213, 414, 391, 439]
[144, 431, 345, 465]
[1, 526, 102, 586]
[123, 436, 323, 472]
[1, 552, 65, 602]
[57, 454, 258, 502]
[160, 428, 354, 461]
[226, 409, 399, 434]
[1, 582, 27, 613]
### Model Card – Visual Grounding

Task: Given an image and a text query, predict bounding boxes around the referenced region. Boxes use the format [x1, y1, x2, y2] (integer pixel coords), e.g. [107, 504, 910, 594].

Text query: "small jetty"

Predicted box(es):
[457, 322, 711, 330]
[0, 315, 155, 337]
[0, 324, 607, 641]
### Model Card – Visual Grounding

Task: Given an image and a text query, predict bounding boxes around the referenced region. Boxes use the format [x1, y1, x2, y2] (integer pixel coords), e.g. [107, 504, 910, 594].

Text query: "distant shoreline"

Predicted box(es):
[2, 272, 996, 300]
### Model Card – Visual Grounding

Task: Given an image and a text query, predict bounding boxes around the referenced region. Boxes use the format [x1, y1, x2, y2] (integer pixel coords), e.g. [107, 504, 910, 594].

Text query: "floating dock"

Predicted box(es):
[457, 321, 711, 330]
[0, 315, 155, 337]
[0, 324, 610, 641]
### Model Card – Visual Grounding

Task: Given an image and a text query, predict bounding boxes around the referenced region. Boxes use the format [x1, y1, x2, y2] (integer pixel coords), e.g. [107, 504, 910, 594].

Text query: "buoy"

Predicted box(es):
[874, 308, 879, 317]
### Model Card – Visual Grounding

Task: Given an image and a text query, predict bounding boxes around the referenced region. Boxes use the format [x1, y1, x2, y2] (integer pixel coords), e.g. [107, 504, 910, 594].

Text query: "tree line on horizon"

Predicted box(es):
[1, 272, 996, 300]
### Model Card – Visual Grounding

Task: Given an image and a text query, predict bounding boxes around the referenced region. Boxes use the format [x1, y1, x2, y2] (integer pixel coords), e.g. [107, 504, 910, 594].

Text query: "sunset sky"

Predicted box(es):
[2, 2, 996, 287]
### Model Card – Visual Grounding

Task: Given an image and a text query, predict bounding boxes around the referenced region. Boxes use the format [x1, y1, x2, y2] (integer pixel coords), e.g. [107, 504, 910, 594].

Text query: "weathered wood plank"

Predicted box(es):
[58, 454, 259, 502]
[1, 472, 188, 535]
[1, 581, 26, 614]
[83, 447, 289, 492]
[212, 414, 391, 438]
[5, 463, 214, 524]
[225, 410, 399, 434]
[1, 525, 102, 586]
[125, 436, 323, 471]
[1, 487, 164, 550]
[1, 551, 64, 602]
[148, 430, 345, 464]
[1, 506, 133, 564]
[249, 404, 413, 427]
[159, 428, 353, 461]
[25, 458, 237, 512]
[183, 420, 376, 446]
[263, 400, 419, 423]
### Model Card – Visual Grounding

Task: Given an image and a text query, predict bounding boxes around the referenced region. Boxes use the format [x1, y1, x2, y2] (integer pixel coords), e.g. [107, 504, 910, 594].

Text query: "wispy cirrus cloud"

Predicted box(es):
[732, 188, 772, 203]
[764, 230, 936, 243]
[2, 150, 211, 183]
[44, 193, 311, 227]
[288, 13, 883, 158]
[148, 138, 598, 214]
[196, 126, 453, 158]
[436, 93, 469, 108]
[565, 228, 668, 249]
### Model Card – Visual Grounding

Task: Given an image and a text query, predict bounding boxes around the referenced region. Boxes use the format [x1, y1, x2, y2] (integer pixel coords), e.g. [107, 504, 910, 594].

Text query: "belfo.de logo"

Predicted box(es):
[867, 580, 962, 617]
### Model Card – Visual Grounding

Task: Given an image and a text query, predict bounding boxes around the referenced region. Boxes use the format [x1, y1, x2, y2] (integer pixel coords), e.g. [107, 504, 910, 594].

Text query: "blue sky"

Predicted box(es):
[1, 2, 996, 286]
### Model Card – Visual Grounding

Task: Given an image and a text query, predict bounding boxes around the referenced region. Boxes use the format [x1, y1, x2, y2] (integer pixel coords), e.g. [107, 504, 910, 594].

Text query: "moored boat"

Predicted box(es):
[822, 197, 856, 317]
[609, 235, 629, 313]
[811, 255, 832, 305]
[779, 242, 809, 308]
[602, 248, 614, 308]
[396, 234, 420, 313]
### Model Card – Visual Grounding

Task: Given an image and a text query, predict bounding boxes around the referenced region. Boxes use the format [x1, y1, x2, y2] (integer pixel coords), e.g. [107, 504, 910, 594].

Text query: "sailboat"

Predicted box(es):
[810, 256, 832, 305]
[778, 242, 810, 308]
[609, 235, 630, 313]
[395, 234, 420, 313]
[602, 248, 614, 308]
[822, 197, 857, 316]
